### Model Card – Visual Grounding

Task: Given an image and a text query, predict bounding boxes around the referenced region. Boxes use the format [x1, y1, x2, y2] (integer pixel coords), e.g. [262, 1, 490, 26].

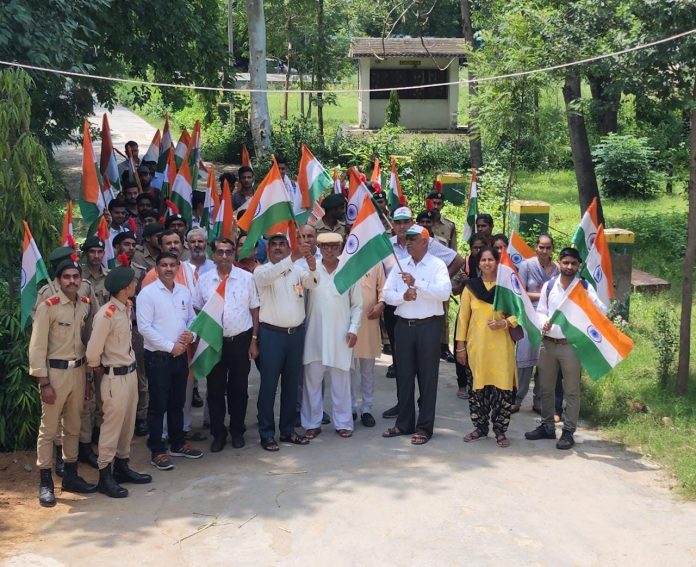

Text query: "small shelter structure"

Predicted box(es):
[349, 37, 466, 130]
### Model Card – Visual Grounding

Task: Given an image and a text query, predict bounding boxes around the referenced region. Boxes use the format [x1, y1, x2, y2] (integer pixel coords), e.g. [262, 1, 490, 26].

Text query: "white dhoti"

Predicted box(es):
[302, 361, 353, 431]
[350, 357, 375, 415]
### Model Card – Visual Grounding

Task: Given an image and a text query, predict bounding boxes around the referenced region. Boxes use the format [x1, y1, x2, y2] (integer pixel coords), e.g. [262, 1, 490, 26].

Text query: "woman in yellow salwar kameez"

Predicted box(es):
[455, 247, 518, 448]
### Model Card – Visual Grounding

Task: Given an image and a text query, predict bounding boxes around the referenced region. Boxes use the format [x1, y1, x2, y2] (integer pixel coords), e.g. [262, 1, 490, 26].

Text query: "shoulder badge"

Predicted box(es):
[45, 296, 60, 306]
[80, 296, 91, 304]
[104, 304, 117, 318]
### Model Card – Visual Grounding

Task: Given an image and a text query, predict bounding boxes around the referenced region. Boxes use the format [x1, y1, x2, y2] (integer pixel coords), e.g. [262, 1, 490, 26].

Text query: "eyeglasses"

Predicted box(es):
[214, 249, 235, 257]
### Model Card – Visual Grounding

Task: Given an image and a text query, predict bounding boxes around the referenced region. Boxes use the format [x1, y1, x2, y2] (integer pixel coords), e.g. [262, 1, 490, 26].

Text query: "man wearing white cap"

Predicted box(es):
[301, 233, 362, 439]
[382, 225, 451, 445]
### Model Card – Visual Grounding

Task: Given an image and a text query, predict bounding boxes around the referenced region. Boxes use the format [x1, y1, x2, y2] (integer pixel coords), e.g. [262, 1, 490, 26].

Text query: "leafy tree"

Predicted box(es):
[385, 90, 401, 125]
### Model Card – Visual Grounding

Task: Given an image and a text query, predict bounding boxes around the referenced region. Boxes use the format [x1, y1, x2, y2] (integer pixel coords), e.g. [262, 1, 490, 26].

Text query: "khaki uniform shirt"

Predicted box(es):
[312, 218, 347, 239]
[82, 265, 110, 308]
[35, 278, 97, 340]
[432, 216, 457, 251]
[86, 298, 135, 368]
[133, 244, 157, 271]
[29, 290, 91, 377]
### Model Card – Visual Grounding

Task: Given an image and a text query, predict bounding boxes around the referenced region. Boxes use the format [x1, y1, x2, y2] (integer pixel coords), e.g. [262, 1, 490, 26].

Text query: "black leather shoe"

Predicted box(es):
[382, 405, 399, 419]
[231, 435, 245, 449]
[39, 469, 56, 508]
[113, 458, 152, 484]
[361, 413, 376, 427]
[98, 464, 128, 498]
[210, 436, 226, 453]
[192, 386, 204, 408]
[54, 445, 64, 478]
[78, 442, 99, 469]
[62, 462, 98, 494]
[134, 419, 148, 437]
[352, 412, 357, 421]
[386, 365, 396, 379]
[321, 411, 331, 425]
[525, 425, 556, 440]
[556, 430, 575, 450]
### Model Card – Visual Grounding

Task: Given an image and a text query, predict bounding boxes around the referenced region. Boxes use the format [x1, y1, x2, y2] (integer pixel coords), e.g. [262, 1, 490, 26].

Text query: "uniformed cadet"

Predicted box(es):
[133, 222, 163, 271]
[81, 237, 110, 308]
[30, 256, 98, 507]
[416, 210, 448, 247]
[113, 231, 150, 436]
[372, 190, 393, 234]
[35, 247, 99, 475]
[86, 265, 152, 498]
[312, 193, 347, 238]
[165, 214, 191, 261]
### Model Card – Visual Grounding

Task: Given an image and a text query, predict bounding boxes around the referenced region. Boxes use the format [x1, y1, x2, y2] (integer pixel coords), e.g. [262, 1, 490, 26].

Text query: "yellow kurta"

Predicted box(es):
[455, 282, 517, 391]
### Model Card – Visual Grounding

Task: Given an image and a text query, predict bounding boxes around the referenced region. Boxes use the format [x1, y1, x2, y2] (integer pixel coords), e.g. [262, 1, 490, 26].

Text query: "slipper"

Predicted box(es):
[510, 404, 521, 414]
[304, 428, 322, 440]
[463, 430, 486, 442]
[382, 427, 409, 438]
[496, 435, 510, 448]
[336, 429, 353, 438]
[411, 432, 430, 445]
[456, 388, 469, 400]
[279, 433, 310, 445]
[185, 431, 208, 442]
[260, 438, 279, 452]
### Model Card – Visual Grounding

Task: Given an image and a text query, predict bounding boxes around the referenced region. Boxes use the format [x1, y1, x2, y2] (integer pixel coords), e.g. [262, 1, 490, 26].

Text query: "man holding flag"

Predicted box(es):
[525, 248, 606, 450]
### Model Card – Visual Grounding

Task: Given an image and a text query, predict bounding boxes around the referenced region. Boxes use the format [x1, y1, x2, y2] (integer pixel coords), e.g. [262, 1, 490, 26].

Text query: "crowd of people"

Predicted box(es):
[28, 140, 605, 508]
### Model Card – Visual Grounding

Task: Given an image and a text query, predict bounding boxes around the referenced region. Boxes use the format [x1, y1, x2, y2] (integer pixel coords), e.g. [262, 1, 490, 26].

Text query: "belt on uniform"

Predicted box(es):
[543, 336, 568, 345]
[397, 316, 440, 327]
[48, 357, 85, 369]
[260, 322, 303, 335]
[223, 329, 253, 342]
[105, 362, 137, 375]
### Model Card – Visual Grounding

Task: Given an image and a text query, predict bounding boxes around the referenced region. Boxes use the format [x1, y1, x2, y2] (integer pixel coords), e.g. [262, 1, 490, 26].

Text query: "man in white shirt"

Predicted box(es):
[382, 225, 452, 445]
[184, 228, 215, 282]
[192, 238, 260, 452]
[525, 247, 606, 450]
[253, 233, 319, 451]
[301, 233, 362, 439]
[136, 252, 203, 470]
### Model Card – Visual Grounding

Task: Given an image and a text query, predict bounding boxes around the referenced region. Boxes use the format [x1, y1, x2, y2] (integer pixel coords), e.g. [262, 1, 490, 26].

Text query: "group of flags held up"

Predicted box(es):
[21, 116, 632, 383]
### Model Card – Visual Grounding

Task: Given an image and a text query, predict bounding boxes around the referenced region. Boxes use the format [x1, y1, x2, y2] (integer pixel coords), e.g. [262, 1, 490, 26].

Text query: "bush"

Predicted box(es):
[201, 119, 252, 163]
[593, 134, 663, 199]
[385, 90, 400, 126]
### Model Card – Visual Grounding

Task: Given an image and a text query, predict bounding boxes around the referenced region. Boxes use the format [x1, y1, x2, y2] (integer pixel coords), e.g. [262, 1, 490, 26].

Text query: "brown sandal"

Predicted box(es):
[496, 435, 510, 448]
[336, 429, 353, 438]
[382, 426, 409, 438]
[304, 428, 322, 440]
[411, 432, 430, 445]
[463, 429, 486, 442]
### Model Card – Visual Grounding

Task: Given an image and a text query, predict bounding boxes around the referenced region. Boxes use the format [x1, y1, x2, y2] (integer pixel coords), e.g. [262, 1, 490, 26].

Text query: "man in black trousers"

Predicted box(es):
[382, 225, 452, 445]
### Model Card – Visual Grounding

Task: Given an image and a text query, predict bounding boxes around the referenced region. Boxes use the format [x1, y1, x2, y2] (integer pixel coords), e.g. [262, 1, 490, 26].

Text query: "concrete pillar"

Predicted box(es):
[604, 228, 634, 320]
[509, 200, 550, 238]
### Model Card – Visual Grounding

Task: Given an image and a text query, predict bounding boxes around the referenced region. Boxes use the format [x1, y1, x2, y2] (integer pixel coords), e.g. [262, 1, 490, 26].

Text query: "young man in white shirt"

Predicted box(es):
[136, 252, 203, 470]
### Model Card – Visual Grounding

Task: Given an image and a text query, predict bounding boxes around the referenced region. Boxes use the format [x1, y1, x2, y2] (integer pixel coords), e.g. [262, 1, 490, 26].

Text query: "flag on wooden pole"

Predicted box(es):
[571, 197, 600, 261]
[582, 224, 614, 307]
[174, 128, 190, 169]
[388, 157, 406, 210]
[61, 200, 76, 249]
[20, 221, 50, 328]
[462, 169, 478, 243]
[80, 120, 106, 226]
[297, 145, 332, 214]
[99, 114, 121, 193]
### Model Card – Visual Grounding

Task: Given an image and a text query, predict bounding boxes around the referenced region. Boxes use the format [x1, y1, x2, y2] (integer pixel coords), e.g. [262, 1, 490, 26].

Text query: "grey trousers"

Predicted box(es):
[537, 339, 582, 432]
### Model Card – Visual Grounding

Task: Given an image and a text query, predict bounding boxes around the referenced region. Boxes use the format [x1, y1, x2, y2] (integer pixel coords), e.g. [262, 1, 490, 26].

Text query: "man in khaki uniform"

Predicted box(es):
[86, 265, 152, 498]
[30, 257, 98, 507]
[133, 222, 163, 271]
[312, 193, 347, 239]
[81, 236, 111, 308]
[35, 247, 99, 475]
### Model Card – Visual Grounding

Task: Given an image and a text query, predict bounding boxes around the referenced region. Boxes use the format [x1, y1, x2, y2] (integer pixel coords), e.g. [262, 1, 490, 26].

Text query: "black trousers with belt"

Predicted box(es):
[394, 316, 442, 437]
[206, 329, 253, 439]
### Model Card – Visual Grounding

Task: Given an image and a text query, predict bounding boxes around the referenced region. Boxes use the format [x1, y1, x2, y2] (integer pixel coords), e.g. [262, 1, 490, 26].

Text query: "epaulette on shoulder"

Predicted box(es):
[80, 296, 91, 304]
[45, 296, 60, 306]
[104, 304, 117, 318]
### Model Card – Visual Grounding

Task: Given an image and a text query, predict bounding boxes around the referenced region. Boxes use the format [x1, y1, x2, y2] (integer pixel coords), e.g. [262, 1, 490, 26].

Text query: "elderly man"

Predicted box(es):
[382, 225, 452, 445]
[254, 233, 318, 451]
[302, 233, 362, 439]
[193, 238, 260, 452]
[312, 193, 347, 238]
[184, 228, 215, 282]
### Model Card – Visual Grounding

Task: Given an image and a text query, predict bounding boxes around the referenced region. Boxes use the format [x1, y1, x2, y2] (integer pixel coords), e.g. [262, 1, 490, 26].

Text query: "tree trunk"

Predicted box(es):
[676, 79, 696, 395]
[588, 74, 620, 136]
[460, 0, 482, 169]
[245, 0, 272, 157]
[227, 0, 235, 67]
[315, 0, 325, 142]
[563, 72, 605, 224]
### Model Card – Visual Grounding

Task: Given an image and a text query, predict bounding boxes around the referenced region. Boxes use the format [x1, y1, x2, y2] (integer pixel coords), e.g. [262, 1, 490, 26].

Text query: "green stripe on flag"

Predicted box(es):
[189, 310, 223, 353]
[239, 201, 295, 259]
[493, 286, 541, 348]
[551, 311, 613, 380]
[334, 234, 392, 294]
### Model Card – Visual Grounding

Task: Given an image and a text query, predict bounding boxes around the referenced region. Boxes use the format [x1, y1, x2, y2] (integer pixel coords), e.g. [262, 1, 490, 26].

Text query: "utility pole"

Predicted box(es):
[228, 0, 235, 67]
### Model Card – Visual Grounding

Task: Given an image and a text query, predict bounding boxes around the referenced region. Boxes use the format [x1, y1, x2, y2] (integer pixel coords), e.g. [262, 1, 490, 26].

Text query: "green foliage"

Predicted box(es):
[593, 134, 663, 199]
[385, 90, 401, 126]
[653, 308, 679, 388]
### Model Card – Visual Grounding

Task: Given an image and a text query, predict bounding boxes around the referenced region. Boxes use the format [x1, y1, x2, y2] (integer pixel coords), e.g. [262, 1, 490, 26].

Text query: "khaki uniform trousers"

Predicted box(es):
[537, 339, 582, 432]
[98, 369, 138, 469]
[133, 326, 148, 421]
[37, 367, 86, 469]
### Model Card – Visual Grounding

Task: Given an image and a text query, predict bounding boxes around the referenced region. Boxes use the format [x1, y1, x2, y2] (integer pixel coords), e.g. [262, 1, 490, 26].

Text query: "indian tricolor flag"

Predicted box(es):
[142, 129, 161, 163]
[347, 167, 376, 225]
[370, 158, 381, 183]
[583, 224, 614, 307]
[96, 216, 115, 269]
[333, 166, 343, 194]
[237, 161, 295, 259]
[80, 120, 106, 226]
[571, 196, 600, 261]
[388, 157, 406, 209]
[550, 279, 633, 380]
[462, 169, 478, 243]
[153, 116, 173, 189]
[20, 221, 50, 328]
[241, 144, 253, 171]
[61, 200, 76, 249]
[174, 128, 190, 168]
[507, 231, 536, 269]
[201, 165, 218, 232]
[160, 147, 177, 200]
[493, 247, 542, 347]
[297, 145, 332, 222]
[188, 120, 202, 182]
[210, 179, 235, 242]
[189, 277, 227, 379]
[334, 195, 393, 294]
[100, 114, 121, 193]
[171, 158, 194, 227]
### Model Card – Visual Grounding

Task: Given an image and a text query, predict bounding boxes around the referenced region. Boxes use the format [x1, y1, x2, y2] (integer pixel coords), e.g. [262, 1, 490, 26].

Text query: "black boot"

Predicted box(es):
[38, 469, 56, 507]
[98, 464, 128, 498]
[113, 457, 152, 484]
[54, 445, 64, 478]
[134, 418, 148, 437]
[61, 462, 98, 494]
[78, 442, 99, 469]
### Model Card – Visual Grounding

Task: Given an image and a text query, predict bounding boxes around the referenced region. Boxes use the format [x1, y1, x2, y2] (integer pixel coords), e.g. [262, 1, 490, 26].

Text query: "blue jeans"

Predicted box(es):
[144, 350, 188, 455]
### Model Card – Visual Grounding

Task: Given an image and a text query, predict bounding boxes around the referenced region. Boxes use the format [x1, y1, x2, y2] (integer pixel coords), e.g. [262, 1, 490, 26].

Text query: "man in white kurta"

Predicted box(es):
[302, 233, 362, 437]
